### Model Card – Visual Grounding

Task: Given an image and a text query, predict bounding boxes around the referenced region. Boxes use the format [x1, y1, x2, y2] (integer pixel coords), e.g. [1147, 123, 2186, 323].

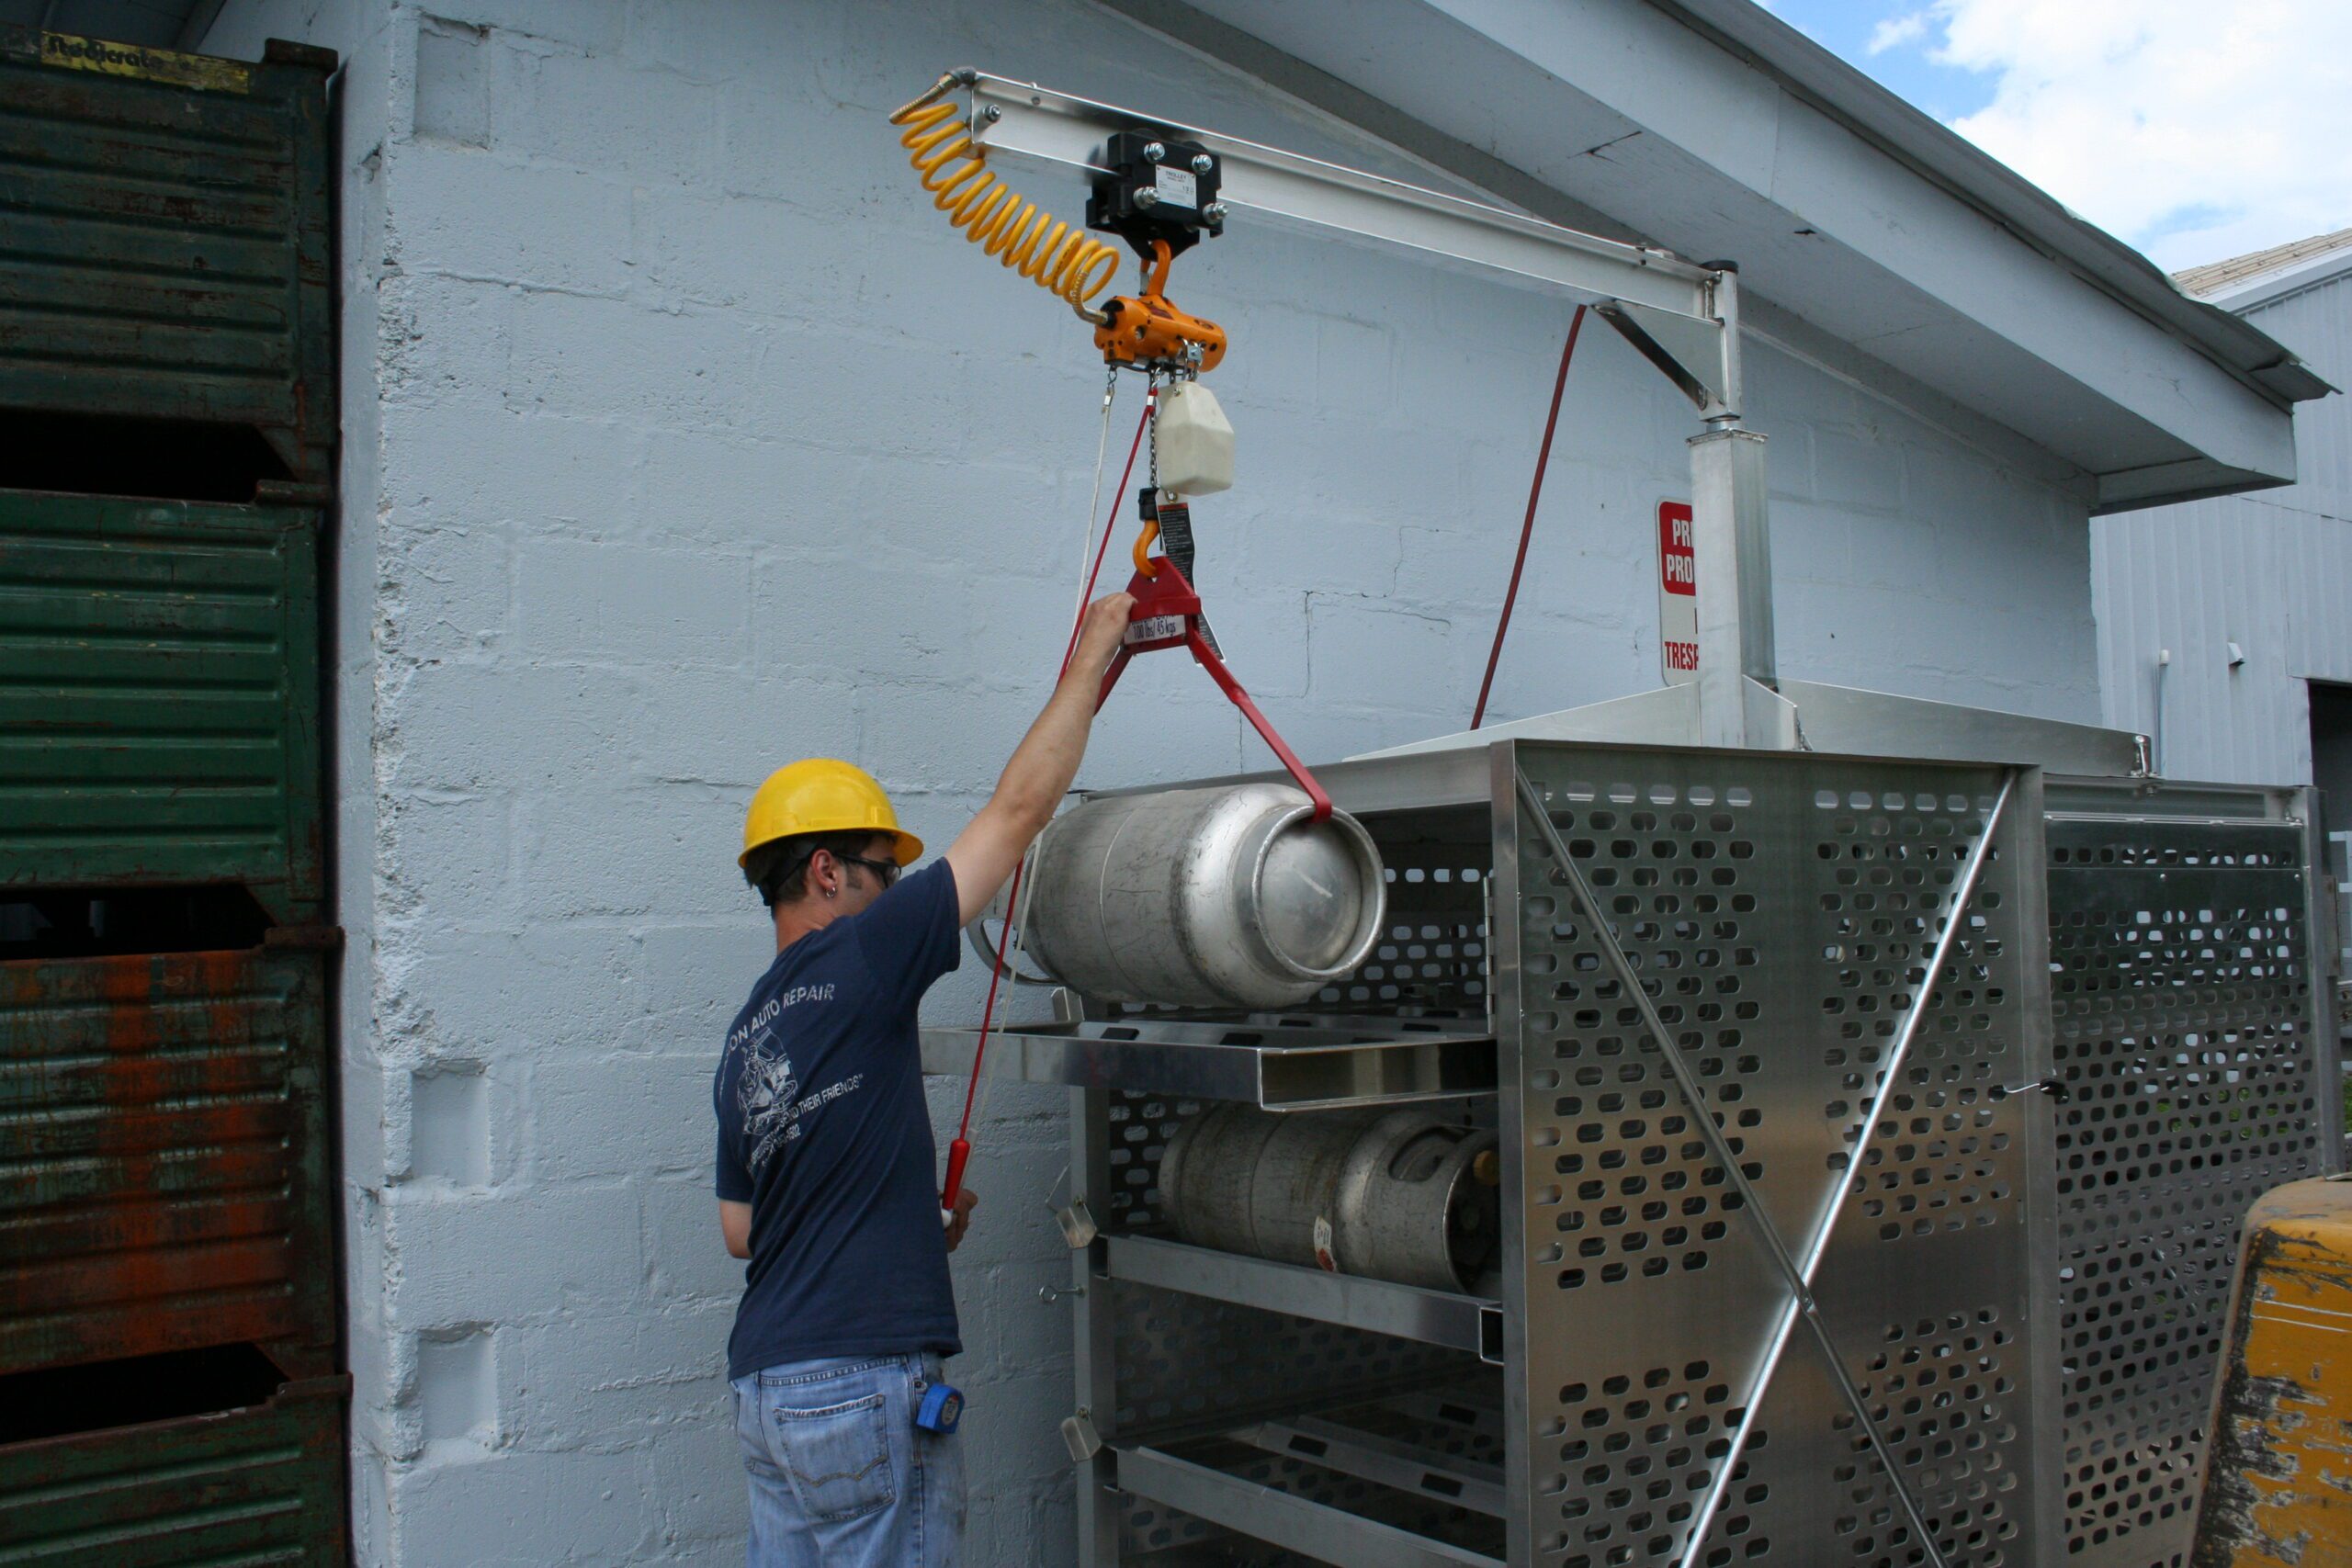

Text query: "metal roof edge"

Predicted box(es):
[2090, 455, 2309, 516]
[1646, 0, 2332, 410]
[2198, 239, 2352, 320]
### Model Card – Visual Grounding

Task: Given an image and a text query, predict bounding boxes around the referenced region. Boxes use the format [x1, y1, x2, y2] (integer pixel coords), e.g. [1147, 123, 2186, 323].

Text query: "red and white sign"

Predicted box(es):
[1657, 500, 1697, 684]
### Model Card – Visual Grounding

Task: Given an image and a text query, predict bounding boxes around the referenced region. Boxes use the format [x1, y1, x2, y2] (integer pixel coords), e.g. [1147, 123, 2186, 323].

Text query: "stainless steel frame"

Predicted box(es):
[933, 741, 2338, 1567]
[1357, 676, 2149, 778]
[919, 1012, 1495, 1111]
[1102, 1235, 1503, 1362]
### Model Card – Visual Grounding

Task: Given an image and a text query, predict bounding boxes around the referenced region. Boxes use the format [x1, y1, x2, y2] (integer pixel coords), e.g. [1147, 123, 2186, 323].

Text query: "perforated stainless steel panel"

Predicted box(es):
[1497, 744, 2054, 1568]
[1316, 818, 1494, 1019]
[1105, 1089, 1198, 1234]
[2045, 808, 2332, 1568]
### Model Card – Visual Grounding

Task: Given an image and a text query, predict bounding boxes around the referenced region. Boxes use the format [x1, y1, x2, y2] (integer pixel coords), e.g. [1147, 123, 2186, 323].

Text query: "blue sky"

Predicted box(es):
[1764, 0, 1996, 122]
[1752, 0, 2351, 273]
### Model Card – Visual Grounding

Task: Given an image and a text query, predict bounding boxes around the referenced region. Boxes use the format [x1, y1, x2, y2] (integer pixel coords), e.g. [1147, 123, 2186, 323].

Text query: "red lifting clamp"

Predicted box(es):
[1098, 557, 1334, 822]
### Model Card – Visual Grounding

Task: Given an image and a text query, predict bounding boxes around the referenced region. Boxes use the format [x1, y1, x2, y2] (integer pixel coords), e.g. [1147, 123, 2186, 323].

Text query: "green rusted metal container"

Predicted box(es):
[0, 27, 336, 491]
[0, 490, 323, 923]
[0, 1360, 347, 1563]
[0, 934, 336, 1379]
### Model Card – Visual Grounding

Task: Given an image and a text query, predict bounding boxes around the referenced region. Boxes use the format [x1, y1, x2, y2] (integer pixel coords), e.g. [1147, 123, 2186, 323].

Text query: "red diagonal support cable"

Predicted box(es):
[944, 391, 1156, 1213]
[1472, 305, 1587, 730]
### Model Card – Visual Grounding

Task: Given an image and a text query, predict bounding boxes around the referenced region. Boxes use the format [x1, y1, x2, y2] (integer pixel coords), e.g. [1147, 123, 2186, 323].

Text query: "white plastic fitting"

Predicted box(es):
[1154, 380, 1234, 499]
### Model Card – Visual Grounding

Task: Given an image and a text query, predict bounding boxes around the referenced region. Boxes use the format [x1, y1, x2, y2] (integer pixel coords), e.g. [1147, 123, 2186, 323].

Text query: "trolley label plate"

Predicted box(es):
[1153, 164, 1198, 210]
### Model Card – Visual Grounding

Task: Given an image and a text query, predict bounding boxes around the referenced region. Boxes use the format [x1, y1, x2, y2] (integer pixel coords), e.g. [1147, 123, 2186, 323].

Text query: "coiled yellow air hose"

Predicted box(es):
[889, 80, 1122, 318]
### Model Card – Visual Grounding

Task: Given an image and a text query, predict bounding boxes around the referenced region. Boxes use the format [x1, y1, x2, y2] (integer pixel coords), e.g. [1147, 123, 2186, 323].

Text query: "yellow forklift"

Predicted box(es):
[2195, 1173, 2352, 1565]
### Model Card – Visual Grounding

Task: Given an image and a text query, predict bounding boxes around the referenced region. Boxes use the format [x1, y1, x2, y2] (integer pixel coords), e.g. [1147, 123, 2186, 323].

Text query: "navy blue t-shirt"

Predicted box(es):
[714, 859, 963, 1380]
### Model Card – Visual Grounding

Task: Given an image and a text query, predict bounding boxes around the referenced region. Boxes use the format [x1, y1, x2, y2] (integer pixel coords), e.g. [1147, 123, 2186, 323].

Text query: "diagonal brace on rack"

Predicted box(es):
[1511, 765, 2012, 1568]
[1673, 771, 2016, 1566]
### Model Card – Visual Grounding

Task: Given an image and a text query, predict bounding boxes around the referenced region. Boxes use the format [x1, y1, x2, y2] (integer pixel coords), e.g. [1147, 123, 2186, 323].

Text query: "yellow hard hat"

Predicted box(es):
[741, 759, 923, 868]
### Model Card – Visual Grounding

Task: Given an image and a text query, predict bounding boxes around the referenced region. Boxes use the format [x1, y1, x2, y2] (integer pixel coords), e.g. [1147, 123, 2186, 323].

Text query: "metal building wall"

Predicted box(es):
[2094, 259, 2352, 785]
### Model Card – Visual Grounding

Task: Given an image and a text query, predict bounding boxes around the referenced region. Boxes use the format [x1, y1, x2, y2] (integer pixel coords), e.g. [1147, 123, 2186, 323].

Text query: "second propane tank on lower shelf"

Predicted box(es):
[1157, 1103, 1501, 1292]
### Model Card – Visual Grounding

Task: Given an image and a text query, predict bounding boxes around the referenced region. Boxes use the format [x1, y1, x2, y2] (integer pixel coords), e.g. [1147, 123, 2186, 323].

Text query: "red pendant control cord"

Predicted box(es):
[941, 392, 1157, 1216]
[1472, 306, 1587, 730]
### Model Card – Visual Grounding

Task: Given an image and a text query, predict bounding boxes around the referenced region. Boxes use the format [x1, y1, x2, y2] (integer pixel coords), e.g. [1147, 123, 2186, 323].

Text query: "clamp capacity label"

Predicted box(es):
[1657, 500, 1697, 684]
[1125, 614, 1187, 645]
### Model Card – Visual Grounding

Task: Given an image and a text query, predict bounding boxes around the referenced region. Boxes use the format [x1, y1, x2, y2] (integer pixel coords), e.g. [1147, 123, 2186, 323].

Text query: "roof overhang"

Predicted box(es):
[1102, 0, 2329, 513]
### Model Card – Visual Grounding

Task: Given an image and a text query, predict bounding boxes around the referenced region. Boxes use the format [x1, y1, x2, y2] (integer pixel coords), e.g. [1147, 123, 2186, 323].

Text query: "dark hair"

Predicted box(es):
[744, 829, 885, 910]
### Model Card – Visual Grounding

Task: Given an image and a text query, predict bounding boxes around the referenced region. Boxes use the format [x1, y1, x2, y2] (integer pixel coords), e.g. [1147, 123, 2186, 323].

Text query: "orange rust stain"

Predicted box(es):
[2, 947, 301, 1375]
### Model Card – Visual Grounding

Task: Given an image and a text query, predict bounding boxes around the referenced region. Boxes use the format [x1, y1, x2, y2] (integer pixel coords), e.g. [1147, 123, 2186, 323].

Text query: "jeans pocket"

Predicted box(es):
[771, 1391, 897, 1524]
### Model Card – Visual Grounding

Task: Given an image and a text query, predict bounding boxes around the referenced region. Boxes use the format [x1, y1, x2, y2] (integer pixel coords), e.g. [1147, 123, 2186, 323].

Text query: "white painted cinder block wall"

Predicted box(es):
[202, 2, 2103, 1562]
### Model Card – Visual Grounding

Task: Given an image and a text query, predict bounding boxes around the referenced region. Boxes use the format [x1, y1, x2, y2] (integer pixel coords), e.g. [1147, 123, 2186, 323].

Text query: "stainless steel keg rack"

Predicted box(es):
[922, 739, 2340, 1568]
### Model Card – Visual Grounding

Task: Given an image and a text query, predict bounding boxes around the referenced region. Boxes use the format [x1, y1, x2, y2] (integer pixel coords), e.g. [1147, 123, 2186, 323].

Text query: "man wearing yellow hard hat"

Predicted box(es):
[713, 592, 1133, 1568]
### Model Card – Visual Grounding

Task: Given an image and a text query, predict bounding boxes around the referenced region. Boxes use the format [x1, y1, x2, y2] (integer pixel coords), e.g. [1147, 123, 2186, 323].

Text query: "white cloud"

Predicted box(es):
[1921, 0, 2352, 270]
[1866, 12, 1929, 55]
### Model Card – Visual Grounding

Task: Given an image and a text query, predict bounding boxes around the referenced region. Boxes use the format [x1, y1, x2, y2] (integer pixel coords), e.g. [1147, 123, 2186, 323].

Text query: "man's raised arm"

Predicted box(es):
[944, 593, 1133, 925]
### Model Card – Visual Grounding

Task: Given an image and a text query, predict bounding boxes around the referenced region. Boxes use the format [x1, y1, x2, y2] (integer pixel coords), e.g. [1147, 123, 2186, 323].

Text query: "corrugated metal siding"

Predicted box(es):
[0, 26, 336, 483]
[0, 491, 323, 922]
[0, 1371, 348, 1564]
[2250, 273, 2352, 520]
[2094, 262, 2352, 786]
[0, 940, 335, 1378]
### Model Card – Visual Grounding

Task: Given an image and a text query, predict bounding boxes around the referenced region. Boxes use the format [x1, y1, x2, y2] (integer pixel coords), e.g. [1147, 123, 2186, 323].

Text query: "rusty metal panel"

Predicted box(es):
[0, 490, 323, 923]
[0, 27, 336, 486]
[0, 936, 335, 1377]
[2192, 1175, 2352, 1568]
[0, 1368, 347, 1563]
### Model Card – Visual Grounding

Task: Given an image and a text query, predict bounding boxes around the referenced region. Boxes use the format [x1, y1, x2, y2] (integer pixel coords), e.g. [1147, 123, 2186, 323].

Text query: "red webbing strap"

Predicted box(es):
[1095, 560, 1333, 821]
[1472, 305, 1587, 730]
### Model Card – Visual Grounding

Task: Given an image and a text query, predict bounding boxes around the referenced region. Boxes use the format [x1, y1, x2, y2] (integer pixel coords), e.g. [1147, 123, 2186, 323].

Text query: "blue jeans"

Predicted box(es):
[732, 1353, 965, 1568]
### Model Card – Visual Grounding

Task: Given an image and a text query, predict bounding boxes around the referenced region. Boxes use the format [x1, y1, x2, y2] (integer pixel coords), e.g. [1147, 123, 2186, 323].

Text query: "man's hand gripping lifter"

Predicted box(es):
[1100, 499, 1332, 822]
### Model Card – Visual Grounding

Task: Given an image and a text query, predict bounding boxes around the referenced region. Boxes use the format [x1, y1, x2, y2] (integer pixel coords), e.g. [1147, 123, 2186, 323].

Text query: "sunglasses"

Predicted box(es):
[832, 852, 901, 889]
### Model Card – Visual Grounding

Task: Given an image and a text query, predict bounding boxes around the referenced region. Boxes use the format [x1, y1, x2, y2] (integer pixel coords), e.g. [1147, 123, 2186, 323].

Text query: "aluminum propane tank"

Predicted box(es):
[1157, 1104, 1500, 1292]
[1019, 783, 1386, 1010]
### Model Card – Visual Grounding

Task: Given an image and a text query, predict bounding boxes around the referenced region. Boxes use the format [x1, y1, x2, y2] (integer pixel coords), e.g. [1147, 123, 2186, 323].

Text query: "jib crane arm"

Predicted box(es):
[959, 71, 1746, 426]
[949, 70, 1776, 751]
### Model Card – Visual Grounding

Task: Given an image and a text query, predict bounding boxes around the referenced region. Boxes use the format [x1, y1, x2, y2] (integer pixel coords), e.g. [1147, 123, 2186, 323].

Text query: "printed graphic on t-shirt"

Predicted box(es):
[729, 981, 866, 1174]
[736, 1028, 801, 1171]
